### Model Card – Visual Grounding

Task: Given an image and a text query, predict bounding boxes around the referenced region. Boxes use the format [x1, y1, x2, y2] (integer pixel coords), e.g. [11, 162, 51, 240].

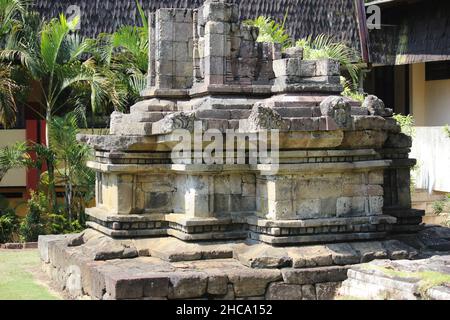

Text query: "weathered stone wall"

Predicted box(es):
[148, 9, 194, 89]
[38, 231, 421, 300]
[78, 0, 423, 244]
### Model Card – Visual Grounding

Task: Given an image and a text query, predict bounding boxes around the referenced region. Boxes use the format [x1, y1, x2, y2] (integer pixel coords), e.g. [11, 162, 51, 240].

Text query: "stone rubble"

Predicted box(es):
[339, 255, 450, 300]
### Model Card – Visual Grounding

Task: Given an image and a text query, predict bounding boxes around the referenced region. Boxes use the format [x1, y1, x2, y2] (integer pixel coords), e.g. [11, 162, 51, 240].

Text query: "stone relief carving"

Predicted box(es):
[246, 102, 287, 131]
[153, 112, 197, 134]
[320, 96, 353, 129]
[363, 94, 393, 117]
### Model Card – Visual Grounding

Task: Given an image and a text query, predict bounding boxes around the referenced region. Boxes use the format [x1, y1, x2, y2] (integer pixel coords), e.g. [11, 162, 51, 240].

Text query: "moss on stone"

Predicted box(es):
[362, 264, 450, 300]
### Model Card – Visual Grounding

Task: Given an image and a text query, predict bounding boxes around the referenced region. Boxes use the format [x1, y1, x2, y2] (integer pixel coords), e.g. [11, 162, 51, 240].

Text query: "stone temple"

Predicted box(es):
[39, 0, 448, 300]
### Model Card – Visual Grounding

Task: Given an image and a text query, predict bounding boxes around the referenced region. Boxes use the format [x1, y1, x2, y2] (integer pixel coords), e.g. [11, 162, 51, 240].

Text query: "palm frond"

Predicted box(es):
[40, 14, 73, 74]
[58, 33, 89, 64]
[0, 0, 30, 36]
[86, 34, 113, 66]
[0, 141, 29, 178]
[295, 34, 361, 86]
[136, 0, 148, 38]
[112, 25, 148, 72]
[244, 16, 292, 49]
[128, 71, 147, 98]
[0, 63, 18, 127]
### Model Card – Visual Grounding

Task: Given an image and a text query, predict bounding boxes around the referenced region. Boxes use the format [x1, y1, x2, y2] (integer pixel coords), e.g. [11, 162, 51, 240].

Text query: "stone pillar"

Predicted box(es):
[184, 175, 214, 218]
[257, 176, 296, 220]
[192, 9, 203, 83]
[148, 8, 194, 91]
[148, 12, 156, 88]
[101, 174, 136, 215]
[202, 1, 232, 86]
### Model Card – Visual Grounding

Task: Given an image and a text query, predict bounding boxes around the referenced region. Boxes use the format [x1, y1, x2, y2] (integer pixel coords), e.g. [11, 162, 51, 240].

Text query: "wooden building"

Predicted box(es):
[365, 0, 450, 198]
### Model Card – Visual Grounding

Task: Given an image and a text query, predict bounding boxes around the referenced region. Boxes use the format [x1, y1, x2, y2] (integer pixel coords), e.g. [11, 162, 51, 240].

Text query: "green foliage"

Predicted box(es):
[444, 125, 450, 138]
[0, 111, 93, 236]
[0, 141, 29, 182]
[296, 34, 360, 86]
[363, 264, 450, 300]
[19, 191, 47, 242]
[0, 64, 19, 127]
[0, 0, 29, 37]
[243, 16, 291, 49]
[18, 190, 85, 242]
[0, 0, 30, 128]
[432, 201, 445, 215]
[88, 0, 149, 104]
[2, 13, 126, 120]
[0, 208, 19, 243]
[46, 213, 83, 235]
[432, 195, 450, 215]
[393, 113, 415, 137]
[341, 77, 365, 102]
[48, 109, 95, 222]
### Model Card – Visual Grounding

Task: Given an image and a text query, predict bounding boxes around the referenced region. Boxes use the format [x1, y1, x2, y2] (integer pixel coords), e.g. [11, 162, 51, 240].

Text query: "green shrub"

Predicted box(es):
[432, 195, 450, 215]
[432, 201, 445, 215]
[444, 125, 450, 138]
[393, 114, 415, 137]
[19, 190, 86, 241]
[0, 208, 19, 243]
[46, 213, 84, 235]
[341, 77, 365, 102]
[243, 16, 291, 49]
[19, 191, 48, 242]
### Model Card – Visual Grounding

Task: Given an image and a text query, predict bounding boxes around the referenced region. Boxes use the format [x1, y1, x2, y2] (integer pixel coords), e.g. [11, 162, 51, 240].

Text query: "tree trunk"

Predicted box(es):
[45, 110, 57, 213]
[47, 161, 57, 212]
[0, 169, 7, 184]
[67, 181, 73, 222]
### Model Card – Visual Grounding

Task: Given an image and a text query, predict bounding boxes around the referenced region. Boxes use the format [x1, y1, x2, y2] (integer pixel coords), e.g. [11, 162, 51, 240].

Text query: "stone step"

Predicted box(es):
[130, 98, 177, 113]
[129, 112, 171, 123]
[233, 240, 417, 269]
[195, 109, 251, 120]
[338, 256, 450, 300]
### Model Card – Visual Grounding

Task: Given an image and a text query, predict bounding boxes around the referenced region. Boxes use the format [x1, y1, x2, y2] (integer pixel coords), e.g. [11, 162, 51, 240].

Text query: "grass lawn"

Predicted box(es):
[0, 250, 60, 300]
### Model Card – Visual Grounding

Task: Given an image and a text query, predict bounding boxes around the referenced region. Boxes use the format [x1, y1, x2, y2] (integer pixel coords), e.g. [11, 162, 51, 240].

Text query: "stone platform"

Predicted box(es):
[38, 227, 450, 300]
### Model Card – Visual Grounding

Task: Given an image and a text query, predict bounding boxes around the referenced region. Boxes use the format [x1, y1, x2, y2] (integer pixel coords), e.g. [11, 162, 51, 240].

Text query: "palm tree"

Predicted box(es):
[0, 64, 19, 127]
[0, 110, 94, 222]
[1, 13, 126, 208]
[0, 0, 28, 128]
[48, 108, 94, 222]
[89, 0, 149, 104]
[2, 13, 126, 140]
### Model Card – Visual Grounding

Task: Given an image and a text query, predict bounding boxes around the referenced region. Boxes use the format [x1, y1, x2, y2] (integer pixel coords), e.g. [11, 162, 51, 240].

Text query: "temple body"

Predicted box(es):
[78, 0, 423, 246]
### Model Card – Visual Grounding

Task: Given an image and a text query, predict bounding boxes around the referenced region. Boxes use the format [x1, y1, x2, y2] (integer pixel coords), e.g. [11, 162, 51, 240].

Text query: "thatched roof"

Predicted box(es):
[32, 0, 364, 58]
[368, 0, 450, 65]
